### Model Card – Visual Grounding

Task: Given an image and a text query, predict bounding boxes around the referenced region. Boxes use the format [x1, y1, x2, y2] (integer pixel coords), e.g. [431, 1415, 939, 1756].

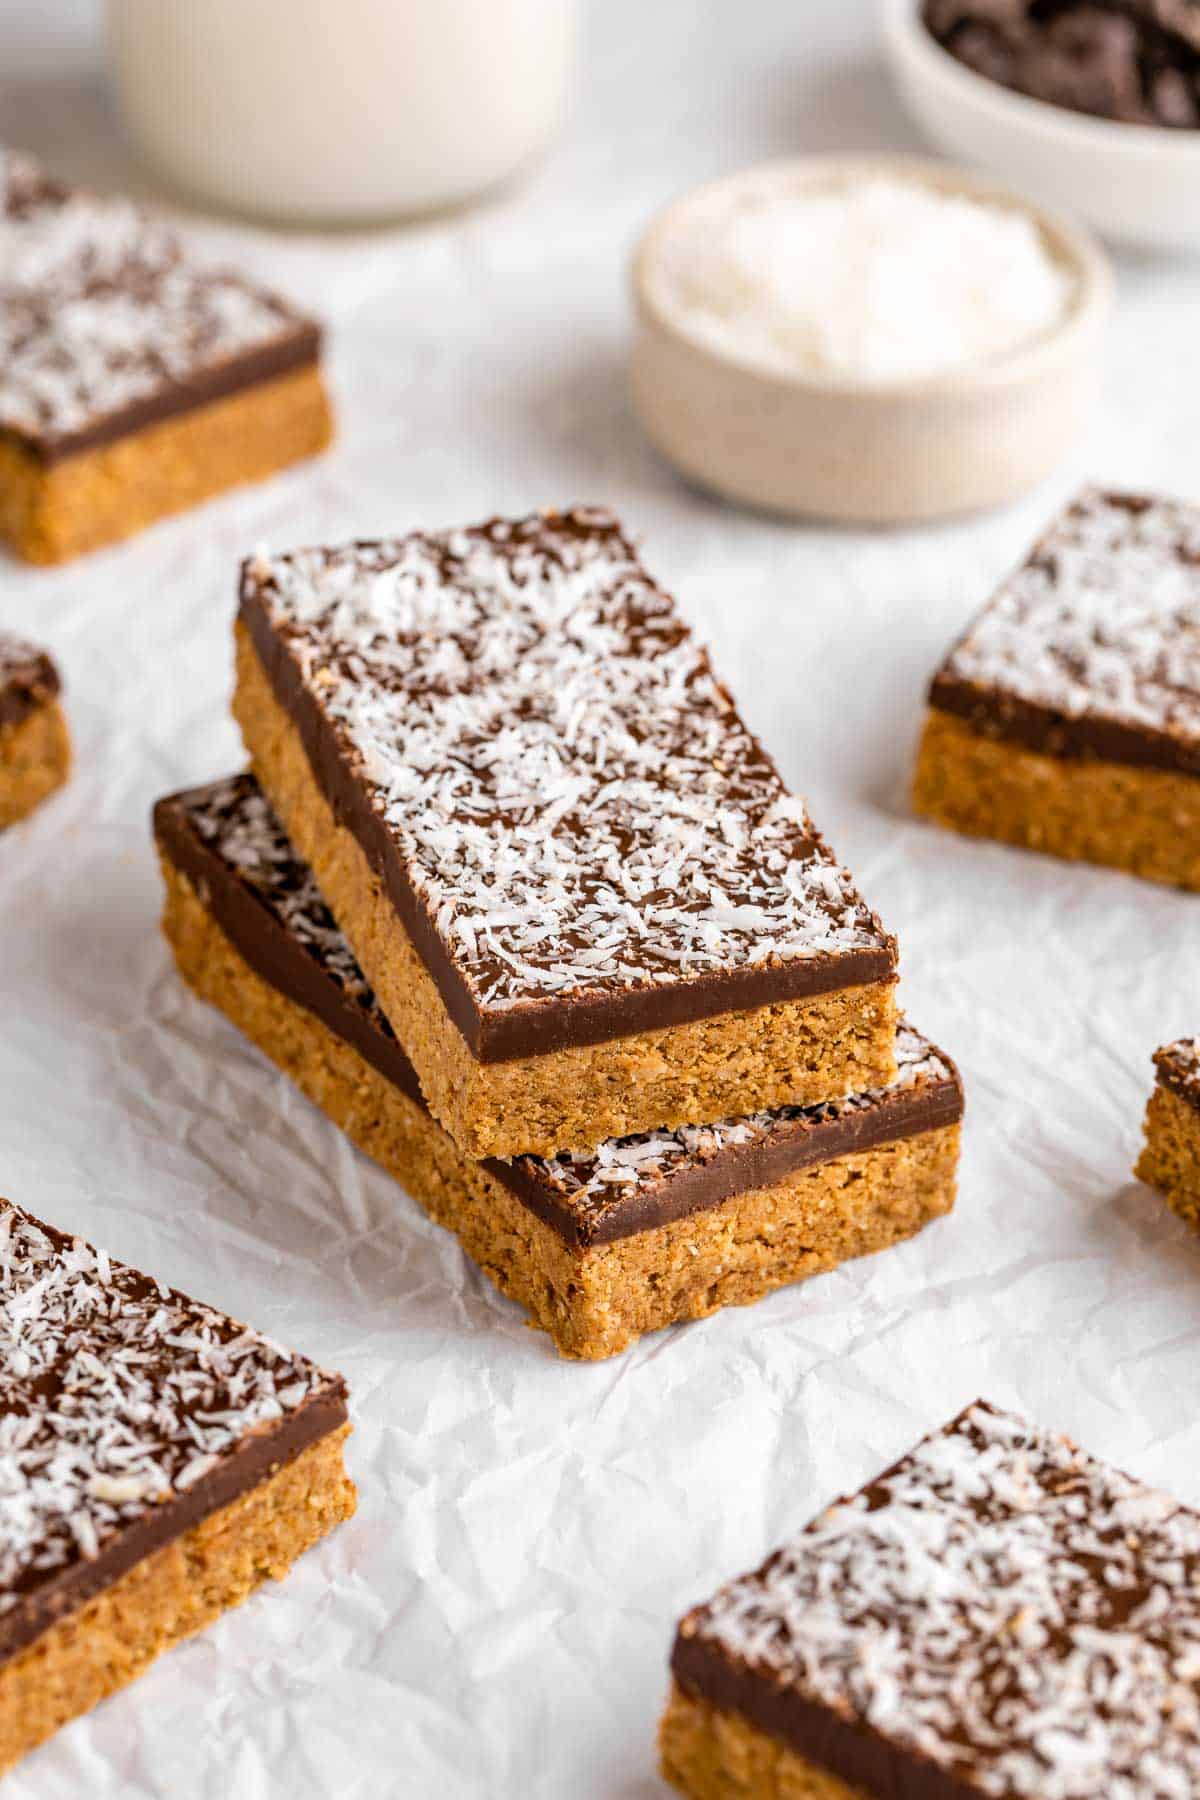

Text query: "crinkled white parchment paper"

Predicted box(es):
[3, 2, 1200, 1795]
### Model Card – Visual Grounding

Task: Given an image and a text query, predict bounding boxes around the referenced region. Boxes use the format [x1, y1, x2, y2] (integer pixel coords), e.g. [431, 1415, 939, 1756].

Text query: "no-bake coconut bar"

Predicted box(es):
[0, 149, 332, 564]
[153, 776, 958, 1361]
[1136, 1038, 1200, 1230]
[233, 508, 899, 1159]
[662, 1399, 1200, 1800]
[0, 1195, 355, 1773]
[0, 633, 69, 827]
[913, 488, 1200, 890]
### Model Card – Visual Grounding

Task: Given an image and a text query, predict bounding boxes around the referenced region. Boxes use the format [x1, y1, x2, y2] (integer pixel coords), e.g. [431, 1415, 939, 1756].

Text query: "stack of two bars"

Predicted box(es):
[156, 510, 963, 1358]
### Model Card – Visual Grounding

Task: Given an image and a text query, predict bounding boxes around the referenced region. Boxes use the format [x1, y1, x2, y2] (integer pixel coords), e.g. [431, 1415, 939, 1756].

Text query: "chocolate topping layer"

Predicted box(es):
[0, 147, 322, 462]
[155, 776, 424, 1110]
[154, 776, 959, 1252]
[673, 1400, 1200, 1798]
[238, 509, 896, 1064]
[1152, 1037, 1200, 1112]
[0, 1196, 347, 1668]
[929, 488, 1200, 778]
[0, 633, 59, 731]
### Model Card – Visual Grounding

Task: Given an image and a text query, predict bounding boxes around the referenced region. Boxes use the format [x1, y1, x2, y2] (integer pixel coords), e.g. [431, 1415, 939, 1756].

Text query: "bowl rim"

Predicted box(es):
[631, 152, 1112, 401]
[881, 0, 1200, 163]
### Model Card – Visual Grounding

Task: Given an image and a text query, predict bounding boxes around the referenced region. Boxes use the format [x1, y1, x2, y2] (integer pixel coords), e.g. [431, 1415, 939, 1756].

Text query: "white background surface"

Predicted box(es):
[3, 4, 1200, 1797]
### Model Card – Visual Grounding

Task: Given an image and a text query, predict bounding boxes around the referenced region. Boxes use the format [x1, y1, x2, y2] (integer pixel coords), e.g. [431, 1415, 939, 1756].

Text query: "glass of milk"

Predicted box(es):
[107, 0, 577, 224]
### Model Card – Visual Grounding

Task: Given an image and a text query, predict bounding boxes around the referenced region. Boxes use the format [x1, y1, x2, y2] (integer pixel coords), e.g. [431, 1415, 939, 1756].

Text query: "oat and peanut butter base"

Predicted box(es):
[1136, 1040, 1200, 1229]
[914, 489, 1200, 888]
[912, 707, 1200, 889]
[158, 867, 959, 1358]
[154, 775, 959, 1359]
[0, 633, 68, 826]
[0, 1196, 354, 1768]
[0, 149, 331, 562]
[0, 1425, 353, 1775]
[661, 1682, 867, 1800]
[668, 1400, 1200, 1798]
[0, 365, 332, 565]
[233, 507, 897, 1154]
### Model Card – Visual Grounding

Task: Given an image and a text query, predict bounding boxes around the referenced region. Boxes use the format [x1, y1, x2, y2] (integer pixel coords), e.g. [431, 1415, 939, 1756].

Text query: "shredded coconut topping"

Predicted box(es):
[684, 1401, 1200, 1799]
[527, 1022, 951, 1217]
[245, 510, 891, 1014]
[0, 632, 49, 688]
[1153, 1037, 1200, 1104]
[187, 774, 374, 1010]
[171, 777, 942, 1227]
[0, 631, 58, 725]
[0, 147, 310, 447]
[0, 1197, 339, 1611]
[941, 489, 1200, 745]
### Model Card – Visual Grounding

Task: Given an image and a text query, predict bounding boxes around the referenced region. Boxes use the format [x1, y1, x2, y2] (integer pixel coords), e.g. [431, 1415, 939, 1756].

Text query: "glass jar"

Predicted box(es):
[107, 0, 577, 224]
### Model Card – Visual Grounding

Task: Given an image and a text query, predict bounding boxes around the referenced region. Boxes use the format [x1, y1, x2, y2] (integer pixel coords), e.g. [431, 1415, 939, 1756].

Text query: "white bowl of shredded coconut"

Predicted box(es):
[631, 155, 1110, 524]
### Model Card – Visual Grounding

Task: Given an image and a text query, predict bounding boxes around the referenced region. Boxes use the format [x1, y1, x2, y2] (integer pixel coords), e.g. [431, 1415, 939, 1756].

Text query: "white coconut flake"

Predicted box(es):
[87, 1473, 157, 1506]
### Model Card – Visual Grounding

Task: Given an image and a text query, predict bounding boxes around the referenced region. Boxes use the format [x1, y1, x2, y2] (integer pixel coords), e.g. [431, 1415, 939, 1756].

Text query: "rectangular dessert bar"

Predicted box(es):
[154, 775, 959, 1361]
[0, 633, 69, 827]
[0, 148, 333, 564]
[913, 487, 1200, 889]
[662, 1399, 1200, 1799]
[234, 508, 899, 1159]
[1136, 1038, 1200, 1231]
[0, 1195, 355, 1772]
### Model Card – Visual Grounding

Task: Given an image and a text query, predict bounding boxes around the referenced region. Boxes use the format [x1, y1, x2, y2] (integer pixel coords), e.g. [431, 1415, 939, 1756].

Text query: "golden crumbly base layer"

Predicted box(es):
[0, 365, 332, 565]
[0, 699, 70, 828]
[161, 861, 956, 1359]
[0, 1424, 354, 1775]
[1136, 1083, 1200, 1232]
[233, 625, 898, 1159]
[912, 708, 1200, 891]
[660, 1683, 868, 1800]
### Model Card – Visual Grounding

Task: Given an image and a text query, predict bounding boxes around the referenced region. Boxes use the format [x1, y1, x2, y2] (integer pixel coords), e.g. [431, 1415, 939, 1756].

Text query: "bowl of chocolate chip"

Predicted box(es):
[882, 0, 1200, 251]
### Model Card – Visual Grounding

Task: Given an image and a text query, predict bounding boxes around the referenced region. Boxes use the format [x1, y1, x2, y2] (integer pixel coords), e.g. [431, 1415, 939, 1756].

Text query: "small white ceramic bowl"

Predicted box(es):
[630, 155, 1111, 526]
[882, 0, 1200, 253]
